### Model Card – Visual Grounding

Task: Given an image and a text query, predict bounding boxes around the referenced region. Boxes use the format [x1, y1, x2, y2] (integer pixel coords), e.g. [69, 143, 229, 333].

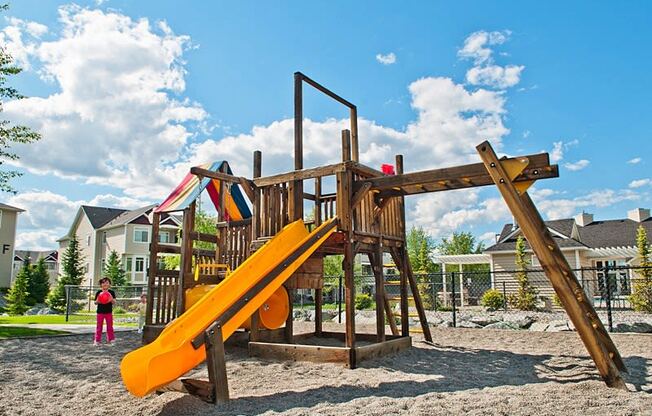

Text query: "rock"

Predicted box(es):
[25, 307, 41, 315]
[483, 321, 521, 330]
[529, 321, 550, 332]
[545, 320, 572, 332]
[469, 316, 500, 327]
[458, 321, 482, 329]
[505, 315, 536, 329]
[613, 322, 652, 333]
[37, 307, 57, 315]
[321, 310, 338, 321]
[438, 320, 454, 328]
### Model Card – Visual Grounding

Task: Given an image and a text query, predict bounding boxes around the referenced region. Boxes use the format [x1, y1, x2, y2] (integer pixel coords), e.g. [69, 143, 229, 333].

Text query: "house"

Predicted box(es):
[12, 250, 59, 286]
[57, 205, 181, 287]
[0, 202, 24, 288]
[485, 208, 652, 300]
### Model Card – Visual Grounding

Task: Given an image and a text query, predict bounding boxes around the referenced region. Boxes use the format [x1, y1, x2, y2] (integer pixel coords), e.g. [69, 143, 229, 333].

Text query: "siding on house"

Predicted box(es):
[0, 208, 20, 288]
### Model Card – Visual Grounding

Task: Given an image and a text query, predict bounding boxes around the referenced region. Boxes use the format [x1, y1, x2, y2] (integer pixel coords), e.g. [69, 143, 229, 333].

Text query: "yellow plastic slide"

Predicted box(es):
[120, 218, 336, 397]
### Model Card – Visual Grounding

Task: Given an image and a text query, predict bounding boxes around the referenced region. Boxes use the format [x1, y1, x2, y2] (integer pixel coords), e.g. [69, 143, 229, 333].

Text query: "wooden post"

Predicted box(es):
[476, 141, 627, 390]
[339, 130, 356, 355]
[314, 177, 323, 336]
[350, 107, 359, 162]
[252, 150, 262, 241]
[371, 246, 386, 342]
[204, 324, 229, 403]
[177, 202, 196, 315]
[146, 211, 160, 325]
[394, 155, 409, 337]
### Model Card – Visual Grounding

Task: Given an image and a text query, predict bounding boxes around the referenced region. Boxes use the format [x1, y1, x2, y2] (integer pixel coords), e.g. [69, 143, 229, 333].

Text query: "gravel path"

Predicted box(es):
[0, 322, 650, 415]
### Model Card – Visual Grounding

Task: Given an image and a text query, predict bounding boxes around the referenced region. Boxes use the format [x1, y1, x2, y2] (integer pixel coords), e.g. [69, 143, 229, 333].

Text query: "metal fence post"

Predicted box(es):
[338, 274, 343, 324]
[451, 272, 457, 327]
[604, 265, 613, 332]
[502, 281, 508, 311]
[65, 285, 71, 322]
[431, 273, 437, 311]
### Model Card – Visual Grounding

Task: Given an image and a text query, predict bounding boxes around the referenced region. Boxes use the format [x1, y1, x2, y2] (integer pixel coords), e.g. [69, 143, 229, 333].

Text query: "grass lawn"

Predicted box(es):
[0, 326, 69, 339]
[0, 314, 137, 326]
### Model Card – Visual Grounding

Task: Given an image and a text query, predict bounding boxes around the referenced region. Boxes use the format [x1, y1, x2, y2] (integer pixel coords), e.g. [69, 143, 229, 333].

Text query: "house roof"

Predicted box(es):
[14, 250, 58, 262]
[81, 205, 128, 229]
[99, 204, 157, 231]
[0, 202, 25, 212]
[485, 215, 652, 253]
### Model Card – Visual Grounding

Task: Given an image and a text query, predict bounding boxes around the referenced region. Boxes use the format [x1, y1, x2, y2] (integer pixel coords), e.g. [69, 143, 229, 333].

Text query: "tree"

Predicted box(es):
[194, 210, 217, 250]
[14, 257, 34, 305]
[630, 226, 652, 313]
[406, 226, 437, 273]
[436, 231, 485, 255]
[6, 259, 29, 314]
[509, 235, 538, 310]
[104, 250, 127, 287]
[28, 257, 50, 304]
[0, 4, 41, 193]
[47, 234, 85, 312]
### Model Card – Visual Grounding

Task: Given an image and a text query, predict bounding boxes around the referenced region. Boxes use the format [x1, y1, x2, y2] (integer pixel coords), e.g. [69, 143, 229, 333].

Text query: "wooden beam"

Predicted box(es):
[370, 247, 386, 342]
[476, 140, 627, 390]
[146, 211, 160, 326]
[190, 166, 256, 202]
[204, 324, 229, 403]
[351, 182, 372, 209]
[253, 163, 346, 187]
[355, 336, 411, 363]
[383, 293, 399, 336]
[249, 342, 351, 365]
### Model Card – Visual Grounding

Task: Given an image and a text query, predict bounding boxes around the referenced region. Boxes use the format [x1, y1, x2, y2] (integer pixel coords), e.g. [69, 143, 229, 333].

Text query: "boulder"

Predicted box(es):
[483, 321, 521, 330]
[545, 320, 572, 332]
[505, 315, 536, 329]
[469, 316, 500, 327]
[25, 307, 41, 315]
[457, 321, 482, 329]
[37, 307, 57, 315]
[613, 322, 652, 333]
[528, 321, 550, 332]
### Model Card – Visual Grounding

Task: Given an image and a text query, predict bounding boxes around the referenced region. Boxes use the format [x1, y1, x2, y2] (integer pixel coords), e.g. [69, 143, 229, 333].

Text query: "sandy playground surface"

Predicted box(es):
[0, 322, 651, 416]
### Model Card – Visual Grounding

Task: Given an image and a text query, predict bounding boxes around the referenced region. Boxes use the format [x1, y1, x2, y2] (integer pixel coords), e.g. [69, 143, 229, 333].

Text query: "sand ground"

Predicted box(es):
[0, 322, 651, 416]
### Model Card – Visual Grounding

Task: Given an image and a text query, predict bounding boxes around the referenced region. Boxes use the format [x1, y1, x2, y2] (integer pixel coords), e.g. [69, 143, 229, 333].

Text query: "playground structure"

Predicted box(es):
[121, 72, 627, 404]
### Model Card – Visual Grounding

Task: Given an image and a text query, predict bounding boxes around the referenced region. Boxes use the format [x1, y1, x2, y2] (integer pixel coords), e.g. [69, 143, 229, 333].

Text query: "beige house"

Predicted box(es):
[57, 205, 181, 287]
[485, 208, 652, 301]
[12, 250, 59, 286]
[0, 203, 24, 288]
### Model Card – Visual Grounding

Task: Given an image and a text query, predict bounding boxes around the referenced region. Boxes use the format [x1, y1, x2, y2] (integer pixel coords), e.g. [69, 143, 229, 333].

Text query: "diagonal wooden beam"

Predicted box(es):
[476, 140, 627, 390]
[190, 166, 256, 202]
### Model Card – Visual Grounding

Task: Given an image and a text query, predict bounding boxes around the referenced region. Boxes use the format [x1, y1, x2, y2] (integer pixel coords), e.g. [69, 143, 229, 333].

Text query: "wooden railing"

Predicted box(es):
[148, 270, 180, 325]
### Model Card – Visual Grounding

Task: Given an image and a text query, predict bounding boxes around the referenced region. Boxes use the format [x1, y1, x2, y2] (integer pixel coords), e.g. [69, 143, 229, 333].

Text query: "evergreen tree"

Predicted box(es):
[6, 260, 29, 314]
[28, 257, 50, 304]
[16, 257, 36, 306]
[0, 4, 41, 193]
[630, 226, 652, 313]
[103, 250, 128, 286]
[47, 234, 85, 312]
[510, 235, 538, 310]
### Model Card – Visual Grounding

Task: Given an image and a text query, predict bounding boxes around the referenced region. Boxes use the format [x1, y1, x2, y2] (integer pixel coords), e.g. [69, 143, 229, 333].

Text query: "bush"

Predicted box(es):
[552, 293, 563, 308]
[480, 289, 505, 311]
[355, 293, 373, 310]
[113, 306, 126, 314]
[630, 279, 652, 313]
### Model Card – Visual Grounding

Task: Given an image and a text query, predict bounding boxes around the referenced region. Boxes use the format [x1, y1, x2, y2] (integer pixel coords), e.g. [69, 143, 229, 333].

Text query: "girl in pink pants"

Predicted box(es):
[94, 277, 116, 346]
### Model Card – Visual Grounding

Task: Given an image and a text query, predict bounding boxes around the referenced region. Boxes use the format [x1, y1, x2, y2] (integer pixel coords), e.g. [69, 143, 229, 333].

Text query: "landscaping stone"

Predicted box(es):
[37, 308, 57, 315]
[613, 322, 652, 333]
[504, 315, 536, 329]
[469, 316, 500, 327]
[545, 320, 572, 332]
[483, 321, 521, 330]
[458, 321, 482, 329]
[529, 321, 550, 332]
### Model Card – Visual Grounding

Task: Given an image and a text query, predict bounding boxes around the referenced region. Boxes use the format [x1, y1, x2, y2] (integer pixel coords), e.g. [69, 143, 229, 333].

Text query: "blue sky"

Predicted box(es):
[2, 1, 651, 250]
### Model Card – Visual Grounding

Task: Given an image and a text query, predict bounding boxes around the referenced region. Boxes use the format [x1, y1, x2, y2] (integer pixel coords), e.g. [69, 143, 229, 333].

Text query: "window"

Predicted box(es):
[0, 210, 3, 227]
[45, 262, 56, 270]
[159, 231, 169, 243]
[134, 228, 149, 243]
[101, 258, 106, 271]
[531, 255, 540, 267]
[87, 235, 91, 246]
[125, 257, 133, 272]
[135, 257, 144, 272]
[84, 263, 89, 273]
[102, 232, 107, 244]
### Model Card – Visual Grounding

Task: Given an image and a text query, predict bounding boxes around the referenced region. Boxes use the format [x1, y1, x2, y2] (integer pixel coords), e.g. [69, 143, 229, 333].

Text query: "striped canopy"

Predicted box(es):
[155, 161, 252, 220]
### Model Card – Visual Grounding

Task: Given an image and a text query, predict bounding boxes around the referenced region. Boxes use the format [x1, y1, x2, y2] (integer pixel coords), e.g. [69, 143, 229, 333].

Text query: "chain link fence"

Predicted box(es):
[298, 265, 652, 331]
[64, 285, 146, 324]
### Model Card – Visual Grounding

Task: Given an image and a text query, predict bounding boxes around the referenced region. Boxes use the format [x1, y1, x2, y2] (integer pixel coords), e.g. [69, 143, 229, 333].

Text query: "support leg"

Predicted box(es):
[205, 325, 229, 403]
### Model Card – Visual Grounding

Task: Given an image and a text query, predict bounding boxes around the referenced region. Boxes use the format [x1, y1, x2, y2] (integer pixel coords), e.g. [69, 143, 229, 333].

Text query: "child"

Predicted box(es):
[94, 277, 117, 346]
[137, 293, 147, 334]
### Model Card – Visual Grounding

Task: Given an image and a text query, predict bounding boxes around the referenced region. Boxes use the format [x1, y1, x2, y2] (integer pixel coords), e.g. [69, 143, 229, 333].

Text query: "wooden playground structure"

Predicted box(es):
[140, 73, 627, 403]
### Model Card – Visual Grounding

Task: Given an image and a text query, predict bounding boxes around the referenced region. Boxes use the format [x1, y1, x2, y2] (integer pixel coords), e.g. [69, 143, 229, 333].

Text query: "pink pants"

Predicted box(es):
[95, 313, 115, 342]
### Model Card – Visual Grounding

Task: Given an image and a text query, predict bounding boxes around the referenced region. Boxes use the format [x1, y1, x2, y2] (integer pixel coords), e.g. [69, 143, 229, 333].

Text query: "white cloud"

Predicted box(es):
[375, 52, 396, 65]
[7, 190, 152, 250]
[629, 178, 651, 189]
[549, 139, 579, 163]
[458, 30, 510, 65]
[522, 130, 531, 139]
[4, 5, 206, 199]
[563, 159, 590, 171]
[530, 188, 640, 220]
[628, 157, 642, 164]
[466, 64, 524, 89]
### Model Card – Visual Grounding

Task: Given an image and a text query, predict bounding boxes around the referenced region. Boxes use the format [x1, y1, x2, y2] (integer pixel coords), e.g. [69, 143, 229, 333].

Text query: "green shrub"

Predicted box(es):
[355, 293, 373, 310]
[552, 293, 563, 308]
[113, 306, 126, 314]
[480, 289, 505, 310]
